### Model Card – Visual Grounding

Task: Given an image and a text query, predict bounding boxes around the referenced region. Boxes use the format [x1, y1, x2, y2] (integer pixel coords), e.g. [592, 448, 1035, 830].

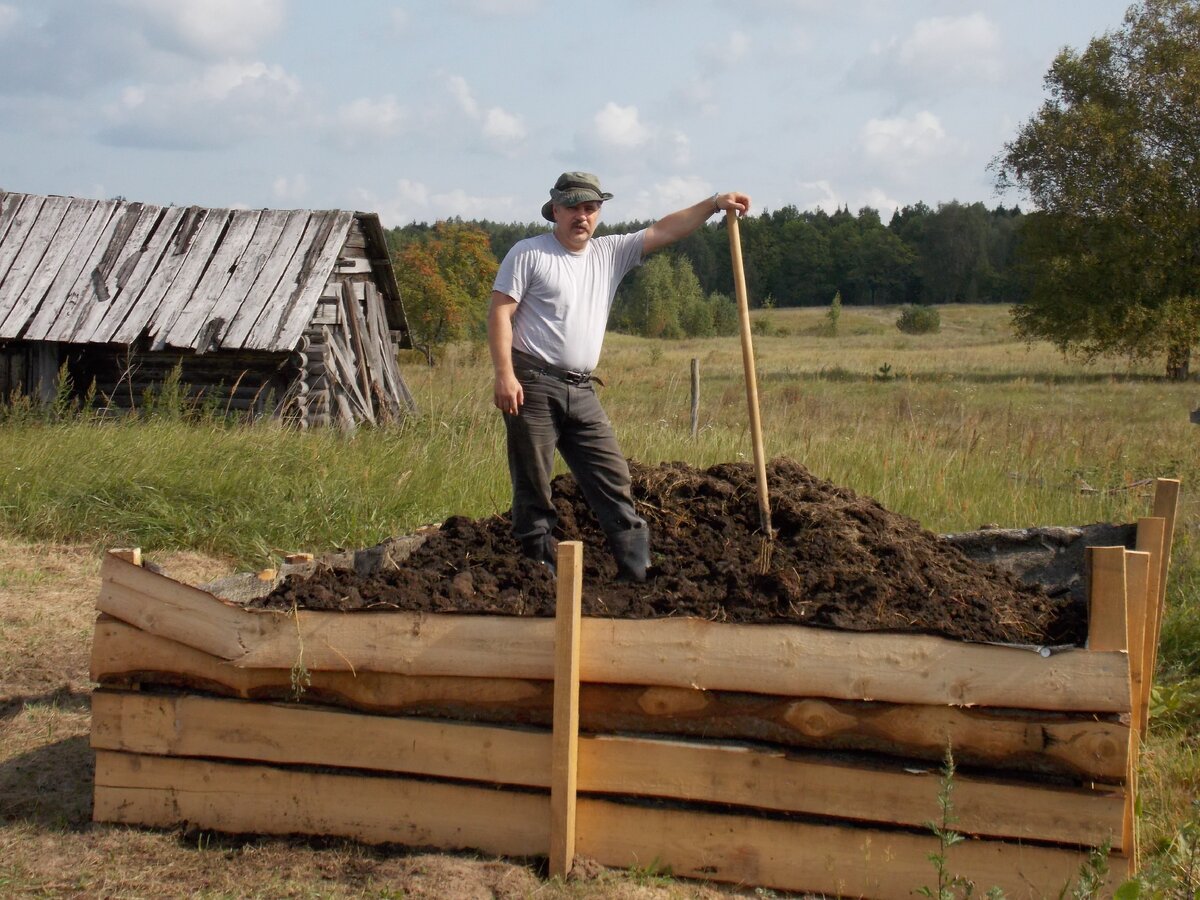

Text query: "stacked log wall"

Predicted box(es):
[88, 479, 1181, 898]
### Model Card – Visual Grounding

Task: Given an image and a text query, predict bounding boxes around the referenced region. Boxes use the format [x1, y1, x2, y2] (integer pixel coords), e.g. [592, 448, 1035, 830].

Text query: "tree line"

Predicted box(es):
[386, 200, 1025, 352]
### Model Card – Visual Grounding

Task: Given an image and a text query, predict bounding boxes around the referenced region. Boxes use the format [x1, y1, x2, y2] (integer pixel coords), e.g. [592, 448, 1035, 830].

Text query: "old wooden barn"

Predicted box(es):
[0, 191, 415, 428]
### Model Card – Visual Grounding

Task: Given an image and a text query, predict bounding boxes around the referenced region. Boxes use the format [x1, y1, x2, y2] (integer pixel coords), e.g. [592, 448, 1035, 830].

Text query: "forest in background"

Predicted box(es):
[387, 199, 1025, 314]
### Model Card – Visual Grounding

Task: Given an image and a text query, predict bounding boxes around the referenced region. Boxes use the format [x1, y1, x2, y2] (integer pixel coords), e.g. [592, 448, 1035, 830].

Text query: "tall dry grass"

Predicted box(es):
[1, 302, 1197, 886]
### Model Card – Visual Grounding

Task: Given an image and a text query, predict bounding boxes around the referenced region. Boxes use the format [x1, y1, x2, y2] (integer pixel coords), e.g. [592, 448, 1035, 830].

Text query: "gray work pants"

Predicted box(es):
[503, 367, 644, 543]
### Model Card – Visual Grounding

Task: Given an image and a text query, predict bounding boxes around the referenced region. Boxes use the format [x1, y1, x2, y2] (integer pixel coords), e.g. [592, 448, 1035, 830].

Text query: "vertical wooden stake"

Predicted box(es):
[110, 548, 142, 566]
[690, 358, 700, 440]
[550, 540, 583, 879]
[1135, 516, 1167, 735]
[1124, 548, 1152, 873]
[1123, 550, 1152, 734]
[1087, 546, 1128, 652]
[1145, 479, 1182, 709]
[1088, 544, 1132, 859]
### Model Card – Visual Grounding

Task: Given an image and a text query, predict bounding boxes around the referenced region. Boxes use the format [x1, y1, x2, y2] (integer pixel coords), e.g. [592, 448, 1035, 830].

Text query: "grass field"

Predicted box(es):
[2, 303, 1198, 896]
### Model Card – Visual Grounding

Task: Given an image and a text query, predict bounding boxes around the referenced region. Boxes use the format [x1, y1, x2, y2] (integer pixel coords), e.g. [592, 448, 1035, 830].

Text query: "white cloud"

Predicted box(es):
[363, 179, 520, 226]
[118, 0, 285, 58]
[450, 0, 542, 15]
[0, 4, 19, 35]
[272, 174, 308, 203]
[796, 179, 843, 212]
[639, 175, 713, 217]
[483, 107, 525, 142]
[390, 7, 410, 33]
[852, 13, 1002, 99]
[444, 74, 525, 146]
[860, 110, 950, 167]
[899, 14, 1001, 75]
[593, 102, 650, 149]
[101, 60, 302, 150]
[337, 95, 405, 137]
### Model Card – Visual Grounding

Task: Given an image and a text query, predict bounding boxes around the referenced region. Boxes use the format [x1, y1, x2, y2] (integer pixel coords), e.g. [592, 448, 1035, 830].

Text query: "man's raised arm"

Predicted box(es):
[643, 191, 751, 255]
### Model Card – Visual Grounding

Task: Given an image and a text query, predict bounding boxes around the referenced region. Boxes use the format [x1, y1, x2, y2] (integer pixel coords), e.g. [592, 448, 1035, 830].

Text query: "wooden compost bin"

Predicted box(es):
[89, 480, 1181, 899]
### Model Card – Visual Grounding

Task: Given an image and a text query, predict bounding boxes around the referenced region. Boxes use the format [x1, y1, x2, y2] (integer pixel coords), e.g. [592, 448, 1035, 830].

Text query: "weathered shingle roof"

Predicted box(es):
[0, 192, 400, 352]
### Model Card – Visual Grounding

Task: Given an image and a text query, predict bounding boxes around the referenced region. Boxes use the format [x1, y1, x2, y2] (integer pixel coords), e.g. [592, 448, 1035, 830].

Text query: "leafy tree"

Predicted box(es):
[995, 0, 1200, 378]
[393, 221, 497, 360]
[613, 253, 736, 338]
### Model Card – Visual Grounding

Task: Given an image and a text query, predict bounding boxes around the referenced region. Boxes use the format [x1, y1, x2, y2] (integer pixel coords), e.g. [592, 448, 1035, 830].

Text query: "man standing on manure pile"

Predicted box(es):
[488, 172, 751, 581]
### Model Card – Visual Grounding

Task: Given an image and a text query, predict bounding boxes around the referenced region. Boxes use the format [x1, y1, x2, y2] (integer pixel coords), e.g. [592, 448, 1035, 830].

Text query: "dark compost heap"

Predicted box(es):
[255, 458, 1088, 646]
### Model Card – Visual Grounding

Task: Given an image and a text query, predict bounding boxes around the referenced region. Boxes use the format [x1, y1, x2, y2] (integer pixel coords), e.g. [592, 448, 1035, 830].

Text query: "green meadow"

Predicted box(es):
[2, 302, 1198, 887]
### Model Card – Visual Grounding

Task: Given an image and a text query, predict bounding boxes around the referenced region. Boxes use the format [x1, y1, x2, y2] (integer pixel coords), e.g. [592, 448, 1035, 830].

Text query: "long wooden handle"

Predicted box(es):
[726, 211, 772, 539]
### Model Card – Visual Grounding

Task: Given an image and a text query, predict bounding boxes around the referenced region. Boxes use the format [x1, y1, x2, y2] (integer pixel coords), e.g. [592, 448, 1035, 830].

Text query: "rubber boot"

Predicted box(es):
[609, 526, 651, 583]
[520, 534, 558, 577]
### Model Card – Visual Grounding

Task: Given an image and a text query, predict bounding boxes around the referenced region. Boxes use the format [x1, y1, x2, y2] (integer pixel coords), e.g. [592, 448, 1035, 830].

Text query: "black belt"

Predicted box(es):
[512, 349, 601, 386]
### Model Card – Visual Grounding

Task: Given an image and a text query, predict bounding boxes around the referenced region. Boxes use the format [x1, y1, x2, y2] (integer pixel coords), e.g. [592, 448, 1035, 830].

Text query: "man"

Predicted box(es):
[488, 171, 751, 581]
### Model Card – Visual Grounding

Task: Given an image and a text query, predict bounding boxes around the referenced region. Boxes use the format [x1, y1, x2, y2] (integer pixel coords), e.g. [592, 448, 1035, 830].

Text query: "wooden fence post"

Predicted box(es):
[550, 540, 583, 878]
[690, 358, 700, 439]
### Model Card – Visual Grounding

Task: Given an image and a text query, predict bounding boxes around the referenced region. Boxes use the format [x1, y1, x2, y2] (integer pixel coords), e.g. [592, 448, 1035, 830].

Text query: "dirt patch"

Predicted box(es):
[257, 459, 1083, 646]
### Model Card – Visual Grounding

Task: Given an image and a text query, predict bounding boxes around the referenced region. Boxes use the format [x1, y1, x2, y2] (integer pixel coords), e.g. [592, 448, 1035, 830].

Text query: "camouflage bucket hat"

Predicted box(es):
[541, 171, 613, 221]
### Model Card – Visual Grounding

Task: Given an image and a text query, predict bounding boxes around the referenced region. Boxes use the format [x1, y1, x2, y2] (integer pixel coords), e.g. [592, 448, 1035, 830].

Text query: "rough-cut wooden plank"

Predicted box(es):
[1124, 550, 1151, 731]
[229, 213, 328, 350]
[1088, 546, 1128, 652]
[0, 194, 48, 289]
[0, 195, 72, 328]
[220, 208, 312, 349]
[93, 751, 1121, 898]
[197, 208, 295, 347]
[0, 198, 99, 339]
[95, 553, 1132, 712]
[140, 209, 233, 347]
[576, 795, 1123, 900]
[23, 200, 120, 341]
[324, 324, 372, 420]
[89, 617, 1131, 781]
[97, 554, 270, 661]
[337, 285, 375, 421]
[0, 191, 27, 245]
[551, 542, 583, 877]
[43, 202, 145, 342]
[94, 750, 549, 858]
[75, 206, 187, 345]
[1146, 479, 1181, 712]
[90, 690, 1126, 848]
[114, 207, 217, 345]
[1135, 516, 1167, 735]
[262, 209, 354, 351]
[159, 210, 262, 350]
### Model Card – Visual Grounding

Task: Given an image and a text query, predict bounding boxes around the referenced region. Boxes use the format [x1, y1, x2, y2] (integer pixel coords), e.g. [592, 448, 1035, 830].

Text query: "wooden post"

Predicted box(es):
[690, 358, 700, 439]
[1088, 544, 1132, 858]
[1123, 550, 1152, 734]
[1134, 517, 1166, 735]
[110, 548, 142, 566]
[1087, 546, 1128, 652]
[550, 540, 583, 878]
[1144, 479, 1181, 711]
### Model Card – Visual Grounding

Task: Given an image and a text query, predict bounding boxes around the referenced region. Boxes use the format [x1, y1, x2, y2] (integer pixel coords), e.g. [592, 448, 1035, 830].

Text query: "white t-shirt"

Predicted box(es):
[493, 230, 646, 373]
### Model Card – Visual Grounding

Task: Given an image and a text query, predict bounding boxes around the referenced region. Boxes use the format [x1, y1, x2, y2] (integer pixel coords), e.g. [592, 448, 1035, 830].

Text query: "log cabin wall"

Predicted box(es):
[69, 344, 301, 418]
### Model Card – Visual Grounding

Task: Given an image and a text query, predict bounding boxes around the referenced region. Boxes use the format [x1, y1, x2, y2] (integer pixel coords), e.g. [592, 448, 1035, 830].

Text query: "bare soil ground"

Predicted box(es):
[259, 459, 1082, 647]
[0, 536, 781, 899]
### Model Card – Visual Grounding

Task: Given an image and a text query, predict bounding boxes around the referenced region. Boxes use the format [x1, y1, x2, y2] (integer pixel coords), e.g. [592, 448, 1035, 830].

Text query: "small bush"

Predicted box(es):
[897, 305, 941, 335]
[824, 291, 842, 336]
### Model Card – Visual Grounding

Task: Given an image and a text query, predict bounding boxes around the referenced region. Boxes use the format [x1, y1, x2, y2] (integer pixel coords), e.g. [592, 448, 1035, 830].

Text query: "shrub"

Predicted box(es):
[897, 305, 941, 335]
[825, 291, 842, 336]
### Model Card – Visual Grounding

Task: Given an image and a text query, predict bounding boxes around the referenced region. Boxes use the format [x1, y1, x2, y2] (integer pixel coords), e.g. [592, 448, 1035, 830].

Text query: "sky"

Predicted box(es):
[0, 0, 1138, 228]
